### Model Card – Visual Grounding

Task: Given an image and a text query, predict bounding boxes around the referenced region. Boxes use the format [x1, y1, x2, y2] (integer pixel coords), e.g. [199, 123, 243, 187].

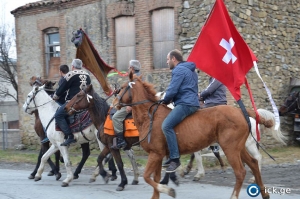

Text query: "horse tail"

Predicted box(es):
[247, 109, 287, 145]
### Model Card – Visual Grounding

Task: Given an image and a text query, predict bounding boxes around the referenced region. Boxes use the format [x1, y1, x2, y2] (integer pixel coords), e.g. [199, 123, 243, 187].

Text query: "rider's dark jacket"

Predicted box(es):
[53, 70, 91, 101]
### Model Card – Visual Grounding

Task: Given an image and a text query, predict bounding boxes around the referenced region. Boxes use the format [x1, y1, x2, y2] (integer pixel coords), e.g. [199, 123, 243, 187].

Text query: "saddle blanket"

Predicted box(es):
[56, 110, 92, 133]
[104, 109, 139, 137]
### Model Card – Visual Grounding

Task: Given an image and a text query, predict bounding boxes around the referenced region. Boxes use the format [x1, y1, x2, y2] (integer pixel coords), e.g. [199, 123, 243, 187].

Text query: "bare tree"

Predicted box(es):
[0, 23, 18, 102]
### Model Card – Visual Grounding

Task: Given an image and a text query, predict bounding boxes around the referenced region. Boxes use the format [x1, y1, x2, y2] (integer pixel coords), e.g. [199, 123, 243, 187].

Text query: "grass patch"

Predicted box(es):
[0, 145, 299, 169]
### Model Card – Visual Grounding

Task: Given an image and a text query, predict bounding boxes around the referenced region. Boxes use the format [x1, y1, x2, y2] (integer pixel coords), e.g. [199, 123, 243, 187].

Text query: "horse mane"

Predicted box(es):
[90, 87, 110, 121]
[136, 77, 159, 102]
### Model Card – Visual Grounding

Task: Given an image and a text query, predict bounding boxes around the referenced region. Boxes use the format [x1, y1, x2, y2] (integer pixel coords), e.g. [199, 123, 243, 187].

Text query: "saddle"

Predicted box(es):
[104, 108, 139, 137]
[55, 110, 92, 134]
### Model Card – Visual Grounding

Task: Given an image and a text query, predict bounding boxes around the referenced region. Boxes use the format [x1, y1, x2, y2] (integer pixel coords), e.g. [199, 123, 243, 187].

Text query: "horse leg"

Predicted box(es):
[144, 152, 175, 199]
[222, 148, 246, 199]
[58, 145, 74, 187]
[110, 149, 128, 191]
[43, 141, 61, 180]
[53, 150, 61, 180]
[29, 148, 43, 179]
[241, 148, 269, 199]
[108, 156, 118, 181]
[95, 146, 111, 184]
[125, 149, 139, 185]
[246, 136, 262, 183]
[210, 146, 226, 174]
[73, 142, 90, 179]
[183, 153, 195, 176]
[34, 144, 58, 182]
[193, 150, 205, 181]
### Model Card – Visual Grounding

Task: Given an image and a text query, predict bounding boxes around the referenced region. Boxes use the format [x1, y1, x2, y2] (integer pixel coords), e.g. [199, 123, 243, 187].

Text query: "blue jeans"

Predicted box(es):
[55, 102, 71, 136]
[162, 104, 199, 159]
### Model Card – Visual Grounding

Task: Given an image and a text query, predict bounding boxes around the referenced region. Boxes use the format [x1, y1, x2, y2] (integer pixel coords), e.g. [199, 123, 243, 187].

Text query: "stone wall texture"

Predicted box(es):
[13, 0, 300, 149]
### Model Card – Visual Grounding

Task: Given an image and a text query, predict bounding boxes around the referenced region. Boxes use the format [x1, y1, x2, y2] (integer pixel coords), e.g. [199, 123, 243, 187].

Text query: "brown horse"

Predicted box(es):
[111, 72, 271, 199]
[64, 85, 140, 191]
[28, 77, 61, 180]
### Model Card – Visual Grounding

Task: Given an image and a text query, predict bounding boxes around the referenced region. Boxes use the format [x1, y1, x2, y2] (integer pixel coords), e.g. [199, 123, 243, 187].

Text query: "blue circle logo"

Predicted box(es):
[247, 184, 260, 197]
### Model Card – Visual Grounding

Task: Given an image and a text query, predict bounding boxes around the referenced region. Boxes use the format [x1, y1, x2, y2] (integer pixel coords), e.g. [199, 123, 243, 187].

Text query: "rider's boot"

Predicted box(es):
[61, 133, 76, 146]
[111, 132, 127, 149]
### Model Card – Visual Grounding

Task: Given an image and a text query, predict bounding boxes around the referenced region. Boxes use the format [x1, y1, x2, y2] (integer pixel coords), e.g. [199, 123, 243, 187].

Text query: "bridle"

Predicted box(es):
[25, 87, 53, 113]
[115, 80, 163, 146]
[115, 81, 150, 107]
[68, 90, 92, 113]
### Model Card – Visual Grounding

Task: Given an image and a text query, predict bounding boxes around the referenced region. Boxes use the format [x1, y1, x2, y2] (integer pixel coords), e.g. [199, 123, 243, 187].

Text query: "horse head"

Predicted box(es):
[112, 71, 159, 109]
[29, 76, 56, 95]
[23, 85, 45, 114]
[65, 84, 94, 115]
[279, 91, 300, 116]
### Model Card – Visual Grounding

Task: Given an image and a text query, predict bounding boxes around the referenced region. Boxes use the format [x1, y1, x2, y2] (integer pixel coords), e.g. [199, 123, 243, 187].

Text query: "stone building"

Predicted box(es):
[11, 0, 300, 148]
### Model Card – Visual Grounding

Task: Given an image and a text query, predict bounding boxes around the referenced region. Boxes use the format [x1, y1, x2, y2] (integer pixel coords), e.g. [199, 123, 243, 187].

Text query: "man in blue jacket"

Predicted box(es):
[160, 49, 200, 173]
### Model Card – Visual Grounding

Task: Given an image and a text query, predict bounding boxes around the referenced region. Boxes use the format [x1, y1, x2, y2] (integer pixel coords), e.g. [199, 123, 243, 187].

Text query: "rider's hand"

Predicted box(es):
[126, 106, 132, 113]
[157, 99, 167, 104]
[52, 94, 59, 101]
[114, 88, 121, 95]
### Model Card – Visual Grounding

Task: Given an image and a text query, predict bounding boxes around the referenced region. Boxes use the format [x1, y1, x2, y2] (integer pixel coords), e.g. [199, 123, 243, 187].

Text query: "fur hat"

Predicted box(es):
[129, 60, 141, 71]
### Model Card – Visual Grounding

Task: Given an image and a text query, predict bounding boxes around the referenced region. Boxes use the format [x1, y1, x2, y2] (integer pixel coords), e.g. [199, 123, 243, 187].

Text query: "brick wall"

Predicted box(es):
[13, 0, 300, 148]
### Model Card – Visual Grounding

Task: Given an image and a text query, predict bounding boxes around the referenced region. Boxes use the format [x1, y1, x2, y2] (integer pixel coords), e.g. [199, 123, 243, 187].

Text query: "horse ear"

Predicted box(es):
[129, 71, 133, 81]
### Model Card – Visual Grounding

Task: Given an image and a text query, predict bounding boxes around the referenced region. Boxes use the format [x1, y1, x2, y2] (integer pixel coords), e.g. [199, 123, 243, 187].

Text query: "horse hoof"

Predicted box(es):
[47, 171, 54, 176]
[104, 176, 110, 184]
[193, 177, 200, 181]
[168, 188, 176, 198]
[263, 194, 270, 199]
[73, 175, 79, 180]
[116, 186, 124, 191]
[61, 182, 69, 187]
[111, 176, 117, 181]
[131, 180, 139, 185]
[56, 173, 62, 181]
[28, 174, 34, 179]
[89, 178, 96, 183]
[34, 176, 41, 181]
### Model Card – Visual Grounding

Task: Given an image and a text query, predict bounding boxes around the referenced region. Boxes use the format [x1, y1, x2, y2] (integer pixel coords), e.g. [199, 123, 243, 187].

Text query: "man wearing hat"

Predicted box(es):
[53, 58, 91, 146]
[111, 60, 141, 149]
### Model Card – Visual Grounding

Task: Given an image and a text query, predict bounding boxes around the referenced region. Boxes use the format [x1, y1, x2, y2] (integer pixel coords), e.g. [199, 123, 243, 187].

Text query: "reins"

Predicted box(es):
[132, 102, 161, 146]
[115, 81, 160, 146]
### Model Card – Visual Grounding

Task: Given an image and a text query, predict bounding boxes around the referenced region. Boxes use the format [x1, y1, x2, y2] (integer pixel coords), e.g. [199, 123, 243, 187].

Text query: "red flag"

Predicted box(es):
[187, 0, 257, 100]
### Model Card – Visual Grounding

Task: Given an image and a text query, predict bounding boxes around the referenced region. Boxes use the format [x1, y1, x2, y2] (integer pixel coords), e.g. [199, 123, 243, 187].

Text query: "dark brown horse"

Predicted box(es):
[111, 72, 271, 199]
[28, 77, 61, 180]
[279, 91, 300, 116]
[64, 85, 140, 191]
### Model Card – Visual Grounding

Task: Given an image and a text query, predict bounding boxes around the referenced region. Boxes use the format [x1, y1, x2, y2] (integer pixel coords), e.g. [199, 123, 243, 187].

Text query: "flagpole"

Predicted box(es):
[236, 99, 251, 133]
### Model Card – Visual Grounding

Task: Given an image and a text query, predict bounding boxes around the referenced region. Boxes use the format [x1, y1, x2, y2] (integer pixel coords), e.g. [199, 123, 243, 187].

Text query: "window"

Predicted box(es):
[44, 28, 60, 78]
[152, 8, 174, 69]
[115, 16, 135, 71]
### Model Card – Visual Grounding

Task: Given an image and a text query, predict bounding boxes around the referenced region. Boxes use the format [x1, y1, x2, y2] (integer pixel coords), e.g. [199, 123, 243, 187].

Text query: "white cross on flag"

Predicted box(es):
[188, 0, 257, 101]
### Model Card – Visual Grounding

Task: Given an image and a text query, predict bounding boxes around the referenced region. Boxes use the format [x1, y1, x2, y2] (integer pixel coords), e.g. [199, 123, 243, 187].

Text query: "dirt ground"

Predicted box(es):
[1, 157, 299, 195]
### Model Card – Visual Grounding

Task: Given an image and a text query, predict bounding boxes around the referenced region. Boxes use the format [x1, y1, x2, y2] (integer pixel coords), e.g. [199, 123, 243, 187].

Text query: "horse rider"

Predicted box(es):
[53, 59, 91, 146]
[41, 64, 70, 144]
[111, 60, 142, 149]
[159, 49, 200, 173]
[199, 75, 227, 153]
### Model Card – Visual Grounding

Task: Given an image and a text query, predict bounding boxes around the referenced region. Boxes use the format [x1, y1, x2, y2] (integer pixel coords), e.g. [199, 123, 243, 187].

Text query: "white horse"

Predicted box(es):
[156, 92, 286, 182]
[23, 85, 139, 187]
